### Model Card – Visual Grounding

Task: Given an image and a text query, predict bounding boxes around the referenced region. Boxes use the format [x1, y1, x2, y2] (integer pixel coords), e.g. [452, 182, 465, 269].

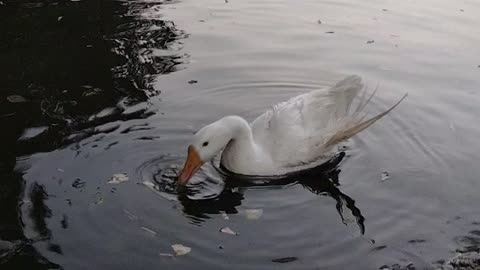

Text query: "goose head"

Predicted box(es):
[177, 120, 232, 185]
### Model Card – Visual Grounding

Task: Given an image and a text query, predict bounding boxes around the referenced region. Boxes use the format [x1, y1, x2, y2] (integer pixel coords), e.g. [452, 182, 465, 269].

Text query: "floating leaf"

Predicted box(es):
[123, 209, 138, 221]
[108, 173, 129, 184]
[220, 227, 238, 236]
[245, 209, 263, 220]
[140, 226, 157, 236]
[371, 245, 387, 251]
[188, 80, 198, 84]
[220, 211, 229, 220]
[19, 126, 48, 141]
[72, 178, 86, 189]
[171, 244, 191, 256]
[367, 40, 375, 44]
[159, 252, 174, 257]
[7, 95, 27, 103]
[408, 239, 426, 244]
[381, 171, 390, 181]
[272, 257, 298, 263]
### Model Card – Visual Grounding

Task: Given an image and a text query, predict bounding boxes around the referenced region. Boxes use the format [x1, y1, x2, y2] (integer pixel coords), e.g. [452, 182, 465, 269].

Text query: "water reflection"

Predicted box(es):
[110, 0, 187, 98]
[0, 0, 185, 268]
[1, 0, 186, 156]
[169, 152, 365, 233]
[28, 183, 52, 240]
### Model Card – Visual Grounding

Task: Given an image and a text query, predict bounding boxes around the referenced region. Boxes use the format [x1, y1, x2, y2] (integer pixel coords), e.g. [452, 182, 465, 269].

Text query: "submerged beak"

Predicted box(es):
[178, 145, 204, 185]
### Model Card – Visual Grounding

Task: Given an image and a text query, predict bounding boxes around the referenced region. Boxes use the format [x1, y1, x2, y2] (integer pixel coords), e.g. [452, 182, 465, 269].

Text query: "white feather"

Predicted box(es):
[190, 75, 406, 176]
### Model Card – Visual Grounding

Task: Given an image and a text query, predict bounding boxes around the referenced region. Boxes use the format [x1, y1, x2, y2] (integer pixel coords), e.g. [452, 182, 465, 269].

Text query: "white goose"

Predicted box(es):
[178, 75, 406, 184]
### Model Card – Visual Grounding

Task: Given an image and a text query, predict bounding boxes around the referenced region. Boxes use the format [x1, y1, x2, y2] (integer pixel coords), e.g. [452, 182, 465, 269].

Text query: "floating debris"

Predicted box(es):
[18, 126, 48, 141]
[90, 107, 116, 120]
[220, 227, 238, 235]
[408, 239, 426, 244]
[245, 209, 263, 220]
[57, 16, 63, 21]
[61, 215, 68, 229]
[72, 178, 86, 189]
[171, 244, 191, 256]
[220, 211, 229, 220]
[317, 19, 322, 24]
[0, 112, 16, 118]
[460, 9, 464, 12]
[188, 80, 198, 84]
[57, 168, 65, 172]
[82, 87, 103, 97]
[94, 192, 103, 205]
[7, 95, 27, 103]
[108, 173, 129, 184]
[367, 40, 375, 44]
[218, 245, 224, 250]
[381, 171, 390, 181]
[382, 9, 388, 11]
[141, 226, 157, 236]
[123, 209, 138, 221]
[325, 31, 335, 34]
[159, 252, 174, 257]
[272, 257, 298, 263]
[371, 245, 387, 251]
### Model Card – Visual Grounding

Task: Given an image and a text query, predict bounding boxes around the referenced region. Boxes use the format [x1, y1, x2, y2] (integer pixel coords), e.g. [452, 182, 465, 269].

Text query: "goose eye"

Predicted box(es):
[202, 141, 209, 147]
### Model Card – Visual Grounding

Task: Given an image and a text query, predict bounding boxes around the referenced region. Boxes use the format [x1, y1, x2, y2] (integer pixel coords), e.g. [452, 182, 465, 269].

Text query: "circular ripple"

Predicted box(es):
[136, 155, 225, 201]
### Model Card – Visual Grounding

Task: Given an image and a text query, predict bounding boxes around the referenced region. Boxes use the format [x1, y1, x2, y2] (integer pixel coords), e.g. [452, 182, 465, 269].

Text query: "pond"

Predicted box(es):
[1, 0, 480, 269]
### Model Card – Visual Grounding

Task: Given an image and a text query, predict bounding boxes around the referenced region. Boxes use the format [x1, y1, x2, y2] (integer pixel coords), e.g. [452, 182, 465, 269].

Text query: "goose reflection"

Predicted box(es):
[177, 152, 366, 234]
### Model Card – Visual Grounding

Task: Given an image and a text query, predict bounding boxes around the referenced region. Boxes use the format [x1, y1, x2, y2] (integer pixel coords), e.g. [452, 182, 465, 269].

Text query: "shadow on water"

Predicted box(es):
[176, 152, 366, 234]
[0, 0, 185, 267]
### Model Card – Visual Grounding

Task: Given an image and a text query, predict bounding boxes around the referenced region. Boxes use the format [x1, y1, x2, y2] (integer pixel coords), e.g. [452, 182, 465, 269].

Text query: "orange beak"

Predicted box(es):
[178, 145, 204, 185]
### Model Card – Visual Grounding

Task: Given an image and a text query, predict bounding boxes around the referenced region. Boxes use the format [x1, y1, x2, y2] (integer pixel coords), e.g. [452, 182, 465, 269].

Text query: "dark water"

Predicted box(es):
[1, 0, 480, 269]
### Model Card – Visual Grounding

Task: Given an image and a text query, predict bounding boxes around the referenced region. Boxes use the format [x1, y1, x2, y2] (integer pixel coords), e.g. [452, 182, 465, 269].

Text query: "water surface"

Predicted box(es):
[1, 0, 480, 269]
